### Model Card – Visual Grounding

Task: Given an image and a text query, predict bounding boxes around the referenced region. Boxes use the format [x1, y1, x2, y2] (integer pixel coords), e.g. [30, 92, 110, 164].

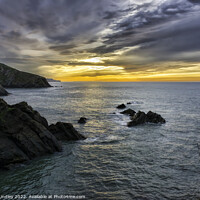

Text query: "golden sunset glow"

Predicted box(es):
[38, 61, 200, 82]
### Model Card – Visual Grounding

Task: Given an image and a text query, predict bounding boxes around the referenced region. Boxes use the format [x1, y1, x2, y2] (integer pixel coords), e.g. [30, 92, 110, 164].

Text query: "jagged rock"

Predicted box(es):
[49, 122, 86, 141]
[0, 84, 8, 96]
[0, 99, 62, 169]
[78, 117, 87, 124]
[146, 111, 166, 124]
[127, 102, 132, 104]
[128, 111, 147, 126]
[0, 97, 86, 169]
[127, 111, 166, 127]
[116, 104, 126, 109]
[13, 102, 49, 128]
[120, 108, 136, 116]
[0, 135, 29, 169]
[0, 63, 51, 88]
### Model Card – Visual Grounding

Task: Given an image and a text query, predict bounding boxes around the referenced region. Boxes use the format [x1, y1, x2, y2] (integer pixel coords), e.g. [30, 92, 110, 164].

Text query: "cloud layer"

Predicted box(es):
[0, 0, 199, 80]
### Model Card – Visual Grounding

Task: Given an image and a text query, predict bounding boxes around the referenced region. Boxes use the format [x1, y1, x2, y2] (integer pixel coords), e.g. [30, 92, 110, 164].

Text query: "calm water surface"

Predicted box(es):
[1, 82, 200, 200]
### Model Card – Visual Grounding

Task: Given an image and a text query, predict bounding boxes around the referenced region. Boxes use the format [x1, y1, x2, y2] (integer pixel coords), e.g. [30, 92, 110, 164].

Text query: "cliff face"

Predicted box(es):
[0, 84, 8, 96]
[0, 63, 51, 88]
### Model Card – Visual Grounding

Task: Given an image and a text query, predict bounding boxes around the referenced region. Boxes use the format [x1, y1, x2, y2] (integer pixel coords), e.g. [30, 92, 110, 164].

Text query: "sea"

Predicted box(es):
[0, 82, 200, 200]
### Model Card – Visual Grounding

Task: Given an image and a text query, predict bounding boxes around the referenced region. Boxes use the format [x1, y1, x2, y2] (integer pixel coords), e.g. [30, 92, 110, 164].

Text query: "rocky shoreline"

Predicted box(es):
[0, 62, 166, 170]
[0, 63, 87, 170]
[0, 99, 85, 170]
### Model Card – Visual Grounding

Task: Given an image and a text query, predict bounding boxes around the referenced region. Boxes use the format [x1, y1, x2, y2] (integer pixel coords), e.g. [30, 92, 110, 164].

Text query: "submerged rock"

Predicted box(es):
[49, 122, 86, 140]
[78, 117, 87, 124]
[0, 99, 85, 169]
[120, 108, 136, 116]
[0, 63, 51, 88]
[0, 84, 8, 96]
[127, 111, 166, 127]
[116, 104, 126, 109]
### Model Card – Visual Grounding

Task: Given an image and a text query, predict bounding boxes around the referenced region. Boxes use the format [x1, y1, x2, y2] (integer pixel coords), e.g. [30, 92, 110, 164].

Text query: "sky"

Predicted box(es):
[0, 0, 200, 82]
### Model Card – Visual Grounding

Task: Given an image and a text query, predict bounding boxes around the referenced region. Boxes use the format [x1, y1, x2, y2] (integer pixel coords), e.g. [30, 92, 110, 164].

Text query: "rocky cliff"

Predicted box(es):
[0, 63, 51, 88]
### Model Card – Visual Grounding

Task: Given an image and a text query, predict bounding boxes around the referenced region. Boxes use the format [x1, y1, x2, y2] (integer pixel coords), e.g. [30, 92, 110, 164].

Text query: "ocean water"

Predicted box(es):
[0, 82, 200, 200]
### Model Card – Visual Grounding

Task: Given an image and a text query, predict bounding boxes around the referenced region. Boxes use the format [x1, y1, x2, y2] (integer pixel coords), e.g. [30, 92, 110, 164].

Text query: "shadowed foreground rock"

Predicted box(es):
[0, 84, 8, 96]
[49, 122, 86, 140]
[127, 111, 166, 127]
[0, 99, 85, 169]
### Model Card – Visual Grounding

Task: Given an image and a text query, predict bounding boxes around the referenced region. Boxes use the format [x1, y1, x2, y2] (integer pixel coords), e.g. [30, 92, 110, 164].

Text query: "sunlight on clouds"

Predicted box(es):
[88, 66, 124, 71]
[114, 46, 140, 55]
[79, 57, 103, 63]
[38, 61, 200, 82]
[38, 64, 125, 80]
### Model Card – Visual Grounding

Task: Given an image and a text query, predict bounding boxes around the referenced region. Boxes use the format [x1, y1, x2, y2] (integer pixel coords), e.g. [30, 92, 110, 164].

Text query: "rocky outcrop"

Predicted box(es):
[0, 63, 51, 88]
[146, 111, 166, 124]
[120, 108, 136, 116]
[0, 84, 8, 96]
[0, 99, 85, 169]
[127, 111, 166, 127]
[78, 117, 87, 124]
[116, 104, 126, 109]
[49, 122, 86, 140]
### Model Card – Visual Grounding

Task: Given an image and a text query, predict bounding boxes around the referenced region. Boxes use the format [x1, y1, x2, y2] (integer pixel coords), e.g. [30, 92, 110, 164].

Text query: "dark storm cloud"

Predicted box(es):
[91, 0, 195, 55]
[49, 44, 77, 51]
[84, 38, 98, 44]
[188, 0, 200, 3]
[103, 11, 118, 20]
[0, 0, 112, 41]
[121, 12, 200, 64]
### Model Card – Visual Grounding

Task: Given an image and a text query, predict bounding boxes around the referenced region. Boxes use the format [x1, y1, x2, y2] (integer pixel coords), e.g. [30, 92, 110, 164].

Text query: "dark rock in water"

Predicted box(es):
[78, 117, 87, 124]
[49, 122, 86, 141]
[0, 63, 51, 88]
[146, 111, 166, 123]
[120, 108, 136, 116]
[0, 99, 86, 169]
[127, 102, 132, 104]
[128, 111, 165, 127]
[0, 84, 8, 96]
[128, 111, 147, 126]
[116, 104, 126, 109]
